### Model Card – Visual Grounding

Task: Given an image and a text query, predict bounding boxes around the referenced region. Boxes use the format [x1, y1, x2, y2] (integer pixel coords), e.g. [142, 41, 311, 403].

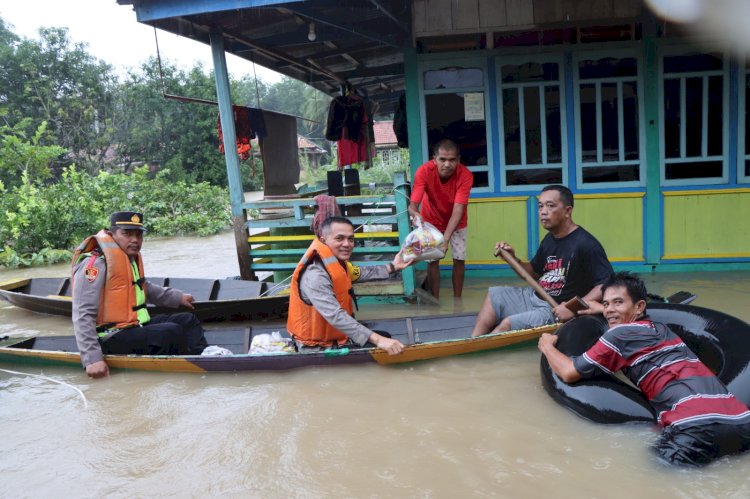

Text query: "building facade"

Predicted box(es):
[407, 0, 750, 272]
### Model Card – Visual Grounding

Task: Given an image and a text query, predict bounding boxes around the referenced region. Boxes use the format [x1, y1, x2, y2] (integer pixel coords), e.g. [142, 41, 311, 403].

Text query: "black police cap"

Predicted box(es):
[110, 211, 146, 231]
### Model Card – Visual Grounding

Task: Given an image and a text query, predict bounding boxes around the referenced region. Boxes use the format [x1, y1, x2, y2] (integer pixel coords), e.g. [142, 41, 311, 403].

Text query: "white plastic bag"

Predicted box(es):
[249, 331, 295, 355]
[201, 345, 234, 356]
[402, 220, 445, 263]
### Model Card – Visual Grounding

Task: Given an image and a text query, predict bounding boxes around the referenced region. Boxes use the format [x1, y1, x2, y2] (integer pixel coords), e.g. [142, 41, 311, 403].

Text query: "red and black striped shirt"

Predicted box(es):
[573, 319, 750, 427]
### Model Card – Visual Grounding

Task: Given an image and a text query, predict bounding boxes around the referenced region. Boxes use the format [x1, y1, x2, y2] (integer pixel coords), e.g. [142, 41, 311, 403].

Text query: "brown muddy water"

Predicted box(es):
[2, 231, 750, 498]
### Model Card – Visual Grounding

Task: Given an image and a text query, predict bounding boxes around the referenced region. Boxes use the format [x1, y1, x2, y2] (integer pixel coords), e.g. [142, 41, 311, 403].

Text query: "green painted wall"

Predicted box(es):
[664, 190, 750, 258]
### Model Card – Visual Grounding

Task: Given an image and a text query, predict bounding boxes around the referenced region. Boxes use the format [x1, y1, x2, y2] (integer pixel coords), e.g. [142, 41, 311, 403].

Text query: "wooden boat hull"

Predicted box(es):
[0, 277, 289, 322]
[0, 314, 559, 373]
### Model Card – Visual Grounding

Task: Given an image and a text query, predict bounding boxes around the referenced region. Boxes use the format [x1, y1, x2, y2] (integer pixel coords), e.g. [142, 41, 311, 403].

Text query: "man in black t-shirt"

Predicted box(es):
[471, 185, 613, 337]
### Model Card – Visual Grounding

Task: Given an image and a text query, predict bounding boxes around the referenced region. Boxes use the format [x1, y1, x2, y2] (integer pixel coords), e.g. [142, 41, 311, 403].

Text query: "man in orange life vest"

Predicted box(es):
[71, 211, 208, 378]
[287, 216, 411, 355]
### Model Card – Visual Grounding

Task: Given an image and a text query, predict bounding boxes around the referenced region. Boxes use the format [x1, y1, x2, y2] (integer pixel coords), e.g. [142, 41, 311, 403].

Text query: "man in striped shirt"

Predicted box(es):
[538, 271, 750, 466]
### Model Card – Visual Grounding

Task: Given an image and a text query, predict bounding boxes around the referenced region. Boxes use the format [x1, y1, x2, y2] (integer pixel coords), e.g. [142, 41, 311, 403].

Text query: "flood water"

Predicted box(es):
[2, 231, 750, 497]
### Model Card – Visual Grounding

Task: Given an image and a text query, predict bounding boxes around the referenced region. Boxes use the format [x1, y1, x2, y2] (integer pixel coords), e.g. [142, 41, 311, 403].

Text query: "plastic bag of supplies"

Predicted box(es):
[249, 331, 295, 355]
[402, 219, 445, 263]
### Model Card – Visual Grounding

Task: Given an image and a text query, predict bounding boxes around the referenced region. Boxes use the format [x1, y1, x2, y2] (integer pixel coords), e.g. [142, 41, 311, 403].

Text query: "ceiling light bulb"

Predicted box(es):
[308, 22, 316, 42]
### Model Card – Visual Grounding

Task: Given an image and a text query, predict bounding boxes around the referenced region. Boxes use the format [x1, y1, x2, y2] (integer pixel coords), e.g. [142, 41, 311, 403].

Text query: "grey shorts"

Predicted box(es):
[488, 286, 555, 330]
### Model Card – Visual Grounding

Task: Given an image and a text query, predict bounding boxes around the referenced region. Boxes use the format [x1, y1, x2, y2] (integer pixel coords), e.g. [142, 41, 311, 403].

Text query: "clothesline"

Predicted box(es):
[162, 92, 320, 124]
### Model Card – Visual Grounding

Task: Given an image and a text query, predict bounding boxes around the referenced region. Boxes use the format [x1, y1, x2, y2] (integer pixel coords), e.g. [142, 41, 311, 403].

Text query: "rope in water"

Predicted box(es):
[0, 367, 88, 409]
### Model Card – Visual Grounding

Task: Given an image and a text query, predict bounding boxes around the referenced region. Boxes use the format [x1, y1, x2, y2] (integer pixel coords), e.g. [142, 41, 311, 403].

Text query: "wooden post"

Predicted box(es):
[233, 211, 255, 281]
[394, 172, 415, 295]
[344, 167, 362, 217]
[210, 31, 254, 280]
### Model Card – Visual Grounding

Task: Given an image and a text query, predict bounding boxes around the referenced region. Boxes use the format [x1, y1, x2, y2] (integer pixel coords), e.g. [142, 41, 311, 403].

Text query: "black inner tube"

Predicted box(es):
[540, 303, 750, 424]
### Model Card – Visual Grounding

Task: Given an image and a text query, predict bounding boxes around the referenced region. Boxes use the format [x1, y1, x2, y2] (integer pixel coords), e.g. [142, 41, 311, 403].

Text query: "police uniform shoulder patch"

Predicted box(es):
[346, 261, 361, 282]
[85, 267, 99, 282]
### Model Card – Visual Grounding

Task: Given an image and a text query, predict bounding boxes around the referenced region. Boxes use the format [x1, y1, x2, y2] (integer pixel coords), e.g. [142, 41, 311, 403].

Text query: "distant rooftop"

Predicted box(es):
[373, 121, 396, 147]
[297, 135, 325, 152]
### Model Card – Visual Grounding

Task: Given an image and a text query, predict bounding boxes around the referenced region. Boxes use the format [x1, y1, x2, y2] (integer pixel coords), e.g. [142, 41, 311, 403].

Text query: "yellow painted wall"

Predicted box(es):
[442, 197, 529, 264]
[663, 189, 750, 259]
[570, 194, 645, 262]
[440, 194, 645, 265]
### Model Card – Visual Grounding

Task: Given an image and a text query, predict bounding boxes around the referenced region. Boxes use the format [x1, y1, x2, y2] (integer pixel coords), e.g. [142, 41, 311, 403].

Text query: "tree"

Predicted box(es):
[112, 57, 264, 190]
[0, 120, 67, 187]
[0, 23, 116, 174]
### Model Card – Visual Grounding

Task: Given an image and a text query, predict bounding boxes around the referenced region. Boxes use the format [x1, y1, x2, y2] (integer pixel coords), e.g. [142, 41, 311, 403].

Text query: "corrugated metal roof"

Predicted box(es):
[117, 0, 409, 115]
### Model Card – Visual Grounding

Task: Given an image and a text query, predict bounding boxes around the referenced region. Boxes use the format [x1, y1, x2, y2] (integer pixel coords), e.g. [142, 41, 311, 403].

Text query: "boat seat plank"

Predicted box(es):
[30, 336, 79, 353]
[55, 278, 70, 296]
[248, 323, 411, 349]
[26, 279, 68, 298]
[163, 278, 216, 301]
[204, 328, 250, 354]
[361, 318, 410, 340]
[0, 278, 30, 291]
[412, 315, 476, 343]
[242, 327, 252, 354]
[214, 279, 264, 300]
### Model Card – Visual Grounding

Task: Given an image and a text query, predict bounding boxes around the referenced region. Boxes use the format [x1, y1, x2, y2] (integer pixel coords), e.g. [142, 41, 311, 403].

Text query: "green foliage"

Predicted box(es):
[0, 246, 73, 269]
[111, 58, 265, 192]
[0, 120, 67, 187]
[0, 19, 332, 196]
[0, 165, 231, 268]
[0, 16, 374, 268]
[0, 25, 116, 173]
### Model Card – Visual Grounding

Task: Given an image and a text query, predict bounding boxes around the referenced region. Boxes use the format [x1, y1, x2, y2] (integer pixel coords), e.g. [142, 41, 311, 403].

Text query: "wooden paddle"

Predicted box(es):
[494, 246, 589, 314]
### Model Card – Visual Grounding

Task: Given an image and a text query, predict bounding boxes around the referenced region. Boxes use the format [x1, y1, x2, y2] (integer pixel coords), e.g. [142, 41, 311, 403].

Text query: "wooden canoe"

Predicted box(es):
[0, 313, 559, 373]
[0, 277, 289, 322]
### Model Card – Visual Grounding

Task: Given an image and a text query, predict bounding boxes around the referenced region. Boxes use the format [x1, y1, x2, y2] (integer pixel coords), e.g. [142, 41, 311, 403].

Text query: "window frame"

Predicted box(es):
[572, 48, 646, 189]
[738, 58, 750, 184]
[658, 46, 729, 187]
[494, 53, 568, 192]
[419, 57, 493, 194]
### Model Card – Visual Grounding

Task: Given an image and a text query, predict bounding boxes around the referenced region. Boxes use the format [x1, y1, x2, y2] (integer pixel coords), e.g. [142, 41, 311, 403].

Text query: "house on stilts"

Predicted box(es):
[115, 0, 750, 300]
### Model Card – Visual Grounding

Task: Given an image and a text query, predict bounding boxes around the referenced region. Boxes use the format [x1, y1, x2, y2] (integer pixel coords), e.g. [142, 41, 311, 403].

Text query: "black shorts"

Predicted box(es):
[652, 420, 750, 466]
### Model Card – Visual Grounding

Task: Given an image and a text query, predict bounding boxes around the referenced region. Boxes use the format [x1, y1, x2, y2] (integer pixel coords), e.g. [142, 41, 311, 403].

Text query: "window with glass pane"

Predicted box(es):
[741, 62, 750, 183]
[423, 64, 489, 189]
[576, 56, 641, 185]
[424, 68, 484, 90]
[499, 60, 564, 187]
[425, 93, 488, 169]
[661, 52, 725, 184]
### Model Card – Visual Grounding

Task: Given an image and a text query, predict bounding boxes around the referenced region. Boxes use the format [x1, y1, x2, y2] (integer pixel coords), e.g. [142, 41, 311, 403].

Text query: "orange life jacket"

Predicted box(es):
[71, 229, 147, 329]
[287, 239, 354, 347]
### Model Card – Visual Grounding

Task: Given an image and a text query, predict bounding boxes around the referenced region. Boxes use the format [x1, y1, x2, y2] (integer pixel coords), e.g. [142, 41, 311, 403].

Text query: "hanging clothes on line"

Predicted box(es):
[248, 107, 267, 139]
[337, 119, 374, 169]
[326, 90, 374, 170]
[325, 94, 365, 142]
[393, 92, 408, 148]
[217, 105, 255, 161]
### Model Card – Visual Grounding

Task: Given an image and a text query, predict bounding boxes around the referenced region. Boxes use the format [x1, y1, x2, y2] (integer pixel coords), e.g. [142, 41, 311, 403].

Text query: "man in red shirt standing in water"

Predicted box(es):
[408, 139, 473, 299]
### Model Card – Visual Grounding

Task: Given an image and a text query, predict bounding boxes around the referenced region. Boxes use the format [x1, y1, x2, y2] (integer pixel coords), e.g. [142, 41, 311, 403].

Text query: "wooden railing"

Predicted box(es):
[241, 172, 415, 296]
